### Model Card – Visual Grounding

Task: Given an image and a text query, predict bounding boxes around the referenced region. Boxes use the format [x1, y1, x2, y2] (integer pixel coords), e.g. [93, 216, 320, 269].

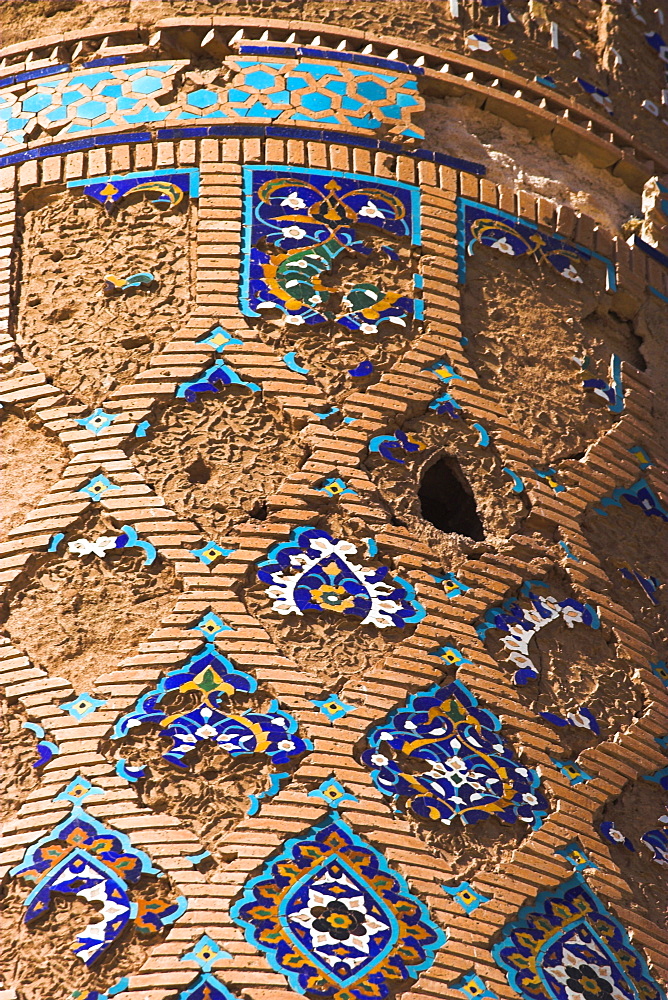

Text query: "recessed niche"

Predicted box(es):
[418, 457, 485, 540]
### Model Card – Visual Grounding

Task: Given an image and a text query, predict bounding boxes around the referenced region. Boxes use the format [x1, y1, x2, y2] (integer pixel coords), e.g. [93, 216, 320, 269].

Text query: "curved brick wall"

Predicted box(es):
[0, 5, 667, 1000]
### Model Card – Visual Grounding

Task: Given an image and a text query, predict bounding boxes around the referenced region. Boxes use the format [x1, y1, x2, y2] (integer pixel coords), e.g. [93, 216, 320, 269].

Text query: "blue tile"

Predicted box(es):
[632, 234, 668, 268]
[83, 55, 128, 68]
[239, 44, 297, 58]
[237, 42, 423, 76]
[265, 124, 312, 141]
[378, 139, 405, 155]
[157, 126, 210, 140]
[321, 129, 378, 149]
[94, 130, 151, 146]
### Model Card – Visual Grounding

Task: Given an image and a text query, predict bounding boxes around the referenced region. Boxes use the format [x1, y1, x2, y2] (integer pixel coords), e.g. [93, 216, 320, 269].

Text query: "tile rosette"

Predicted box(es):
[231, 816, 446, 1000]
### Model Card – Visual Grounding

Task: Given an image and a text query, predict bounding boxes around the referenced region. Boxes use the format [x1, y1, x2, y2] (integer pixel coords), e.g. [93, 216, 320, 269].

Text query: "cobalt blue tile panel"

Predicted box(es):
[240, 164, 420, 329]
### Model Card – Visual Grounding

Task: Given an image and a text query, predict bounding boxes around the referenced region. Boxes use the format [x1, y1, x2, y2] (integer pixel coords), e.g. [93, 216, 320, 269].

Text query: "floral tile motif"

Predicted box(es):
[362, 681, 548, 828]
[311, 693, 356, 721]
[68, 167, 199, 209]
[240, 165, 419, 328]
[75, 407, 117, 434]
[10, 779, 184, 965]
[231, 815, 445, 1000]
[476, 582, 600, 685]
[554, 841, 597, 873]
[181, 933, 232, 970]
[492, 875, 665, 1000]
[78, 474, 120, 502]
[112, 643, 311, 768]
[257, 526, 425, 628]
[457, 198, 615, 290]
[551, 759, 592, 785]
[594, 477, 668, 522]
[641, 828, 668, 865]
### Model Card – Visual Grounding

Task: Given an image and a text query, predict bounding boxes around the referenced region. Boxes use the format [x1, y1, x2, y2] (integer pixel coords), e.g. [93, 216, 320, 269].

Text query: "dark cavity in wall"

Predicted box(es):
[418, 457, 485, 540]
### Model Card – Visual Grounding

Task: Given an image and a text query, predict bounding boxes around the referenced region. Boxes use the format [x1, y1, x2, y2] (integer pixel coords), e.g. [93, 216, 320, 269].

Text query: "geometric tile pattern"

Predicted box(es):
[0, 54, 424, 154]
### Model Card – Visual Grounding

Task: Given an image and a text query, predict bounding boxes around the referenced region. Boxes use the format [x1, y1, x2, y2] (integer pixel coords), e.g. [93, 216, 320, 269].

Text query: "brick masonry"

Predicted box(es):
[0, 14, 667, 1000]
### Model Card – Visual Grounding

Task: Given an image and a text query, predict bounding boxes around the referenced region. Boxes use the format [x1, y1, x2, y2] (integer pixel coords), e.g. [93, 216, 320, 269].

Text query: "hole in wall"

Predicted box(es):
[418, 457, 485, 540]
[186, 456, 211, 485]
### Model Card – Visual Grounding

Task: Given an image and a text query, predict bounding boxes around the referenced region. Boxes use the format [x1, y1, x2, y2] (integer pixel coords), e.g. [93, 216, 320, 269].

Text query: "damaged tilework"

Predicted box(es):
[457, 198, 616, 289]
[0, 55, 423, 153]
[10, 778, 184, 965]
[476, 583, 600, 685]
[113, 643, 311, 768]
[493, 876, 666, 1000]
[68, 167, 199, 209]
[240, 165, 420, 327]
[257, 526, 425, 628]
[368, 429, 426, 463]
[641, 828, 668, 865]
[362, 681, 548, 828]
[594, 478, 668, 521]
[582, 353, 625, 413]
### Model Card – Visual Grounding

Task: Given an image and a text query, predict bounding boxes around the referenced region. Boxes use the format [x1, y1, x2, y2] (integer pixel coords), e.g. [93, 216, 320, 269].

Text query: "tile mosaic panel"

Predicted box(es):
[10, 778, 184, 966]
[456, 198, 616, 289]
[0, 22, 667, 997]
[257, 526, 425, 628]
[112, 643, 311, 768]
[362, 681, 548, 828]
[68, 168, 199, 209]
[493, 875, 666, 1000]
[231, 815, 445, 1000]
[0, 54, 423, 153]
